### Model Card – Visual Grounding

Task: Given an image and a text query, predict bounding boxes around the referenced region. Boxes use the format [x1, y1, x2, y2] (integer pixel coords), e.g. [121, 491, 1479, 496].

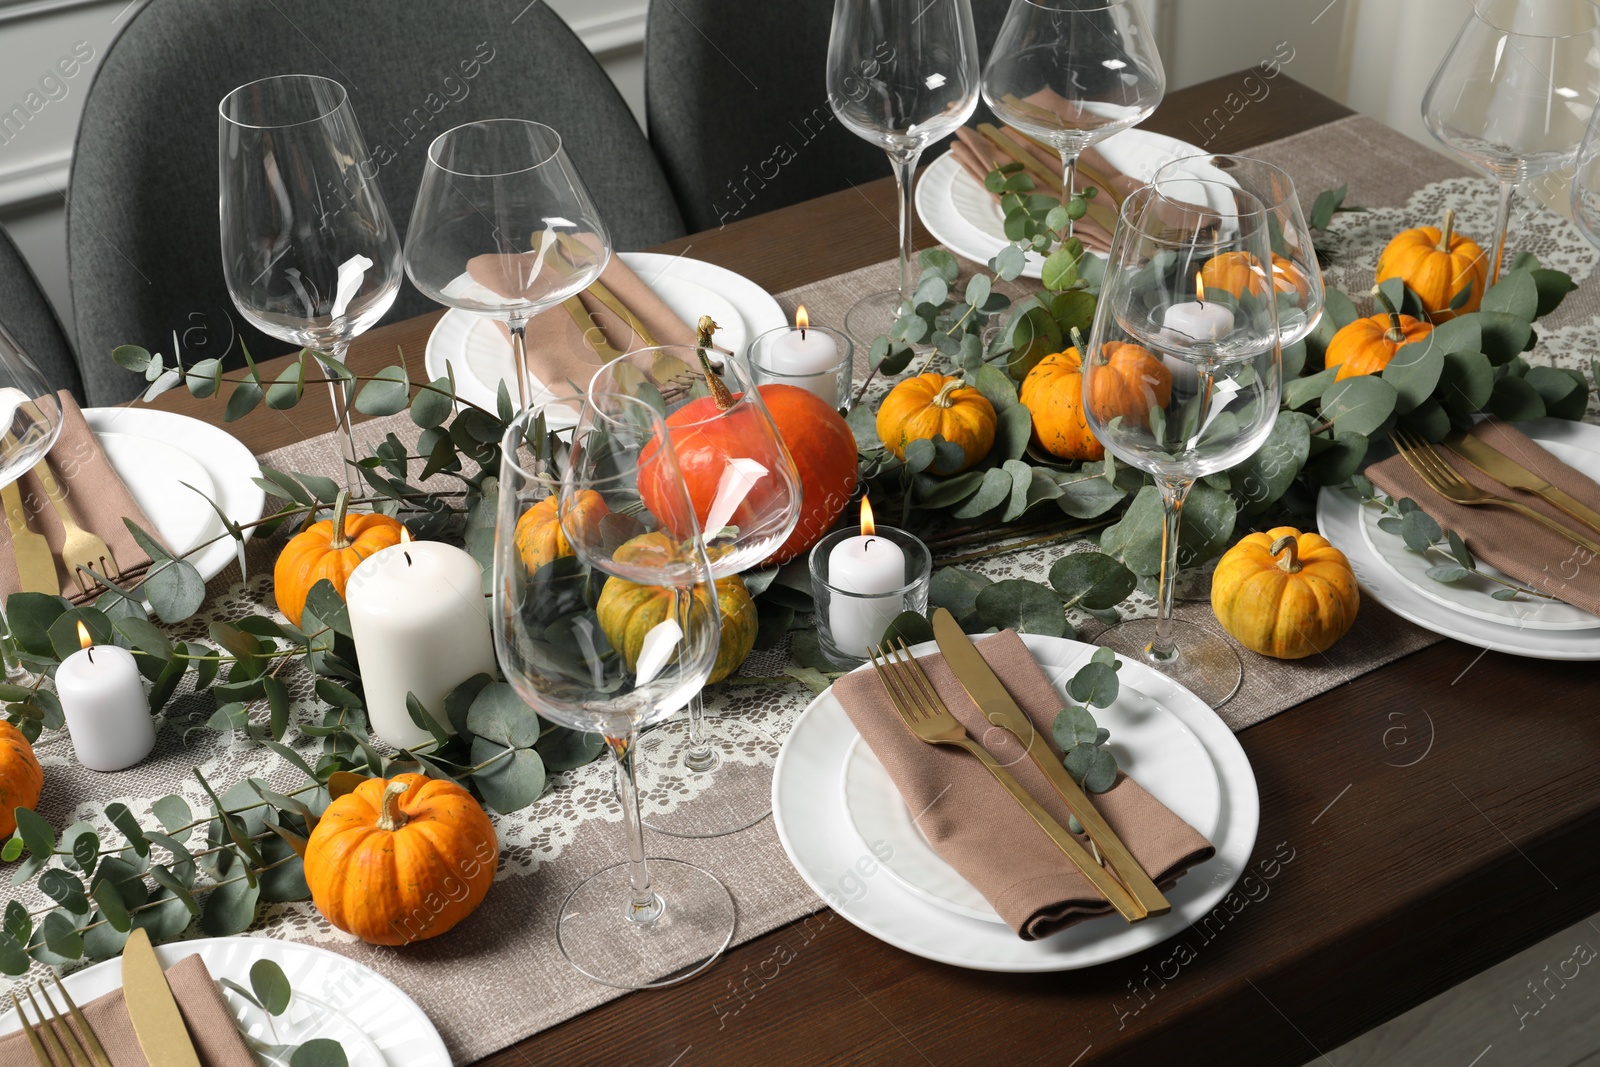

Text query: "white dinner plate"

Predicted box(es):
[1317, 418, 1600, 660]
[771, 634, 1259, 972]
[840, 662, 1223, 924]
[83, 407, 266, 586]
[0, 936, 448, 1066]
[423, 251, 788, 417]
[915, 127, 1211, 278]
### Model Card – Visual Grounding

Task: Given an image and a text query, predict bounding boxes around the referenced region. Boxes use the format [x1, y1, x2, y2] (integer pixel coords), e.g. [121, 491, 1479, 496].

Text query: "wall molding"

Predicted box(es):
[0, 0, 133, 27]
[559, 1, 647, 56]
[0, 146, 68, 212]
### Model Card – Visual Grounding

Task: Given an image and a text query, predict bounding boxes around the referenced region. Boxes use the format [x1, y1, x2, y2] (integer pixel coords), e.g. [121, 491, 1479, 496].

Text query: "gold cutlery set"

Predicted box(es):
[4, 456, 119, 598]
[868, 607, 1171, 924]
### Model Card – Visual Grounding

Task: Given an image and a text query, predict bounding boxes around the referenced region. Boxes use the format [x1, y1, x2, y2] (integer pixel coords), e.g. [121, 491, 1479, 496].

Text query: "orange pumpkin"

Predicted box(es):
[303, 774, 499, 946]
[1019, 348, 1102, 461]
[1199, 252, 1311, 303]
[1325, 289, 1434, 381]
[1376, 208, 1488, 322]
[513, 490, 608, 572]
[0, 722, 41, 841]
[1211, 528, 1359, 659]
[875, 373, 997, 473]
[274, 491, 406, 627]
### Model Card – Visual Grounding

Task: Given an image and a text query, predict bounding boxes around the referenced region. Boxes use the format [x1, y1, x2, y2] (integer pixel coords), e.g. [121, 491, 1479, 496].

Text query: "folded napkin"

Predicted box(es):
[949, 125, 1119, 253]
[1367, 419, 1600, 615]
[832, 629, 1214, 939]
[476, 255, 699, 397]
[0, 954, 253, 1067]
[0, 392, 164, 604]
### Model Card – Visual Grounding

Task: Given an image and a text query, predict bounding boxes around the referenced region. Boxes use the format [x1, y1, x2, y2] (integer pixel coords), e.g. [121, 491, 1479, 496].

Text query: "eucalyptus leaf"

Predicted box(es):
[950, 467, 1013, 520]
[1382, 337, 1444, 414]
[1319, 375, 1397, 437]
[291, 1039, 350, 1067]
[469, 739, 546, 814]
[1049, 552, 1135, 610]
[534, 725, 606, 774]
[974, 580, 1068, 637]
[200, 876, 261, 936]
[1067, 661, 1120, 708]
[250, 958, 293, 1016]
[141, 557, 207, 623]
[1426, 563, 1471, 583]
[354, 366, 410, 416]
[880, 611, 935, 647]
[1052, 706, 1099, 750]
[1401, 508, 1443, 552]
[1487, 375, 1545, 420]
[1230, 412, 1311, 515]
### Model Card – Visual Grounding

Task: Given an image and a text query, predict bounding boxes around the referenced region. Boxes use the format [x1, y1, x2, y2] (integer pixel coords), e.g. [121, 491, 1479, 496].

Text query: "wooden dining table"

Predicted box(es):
[149, 70, 1600, 1066]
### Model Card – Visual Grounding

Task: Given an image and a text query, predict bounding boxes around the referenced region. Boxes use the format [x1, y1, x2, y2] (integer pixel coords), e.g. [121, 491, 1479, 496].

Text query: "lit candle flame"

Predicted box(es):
[1195, 276, 1207, 305]
[796, 304, 809, 340]
[76, 620, 92, 650]
[860, 496, 875, 537]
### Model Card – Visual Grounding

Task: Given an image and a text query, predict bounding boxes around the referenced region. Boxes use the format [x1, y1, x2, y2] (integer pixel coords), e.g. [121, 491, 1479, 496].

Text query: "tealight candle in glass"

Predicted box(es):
[809, 498, 932, 668]
[747, 306, 854, 411]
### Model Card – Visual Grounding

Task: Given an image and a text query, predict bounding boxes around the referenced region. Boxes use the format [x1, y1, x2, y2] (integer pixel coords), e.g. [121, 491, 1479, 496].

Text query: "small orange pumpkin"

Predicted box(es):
[512, 490, 608, 573]
[0, 722, 41, 841]
[875, 373, 996, 473]
[1211, 527, 1359, 659]
[1376, 208, 1488, 322]
[1325, 289, 1434, 381]
[1020, 347, 1102, 461]
[274, 491, 406, 626]
[303, 774, 499, 946]
[1200, 252, 1311, 304]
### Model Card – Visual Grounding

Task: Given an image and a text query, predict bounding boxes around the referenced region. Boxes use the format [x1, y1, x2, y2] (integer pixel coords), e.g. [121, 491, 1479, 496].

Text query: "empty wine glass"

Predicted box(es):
[405, 119, 609, 414]
[1085, 180, 1284, 707]
[0, 325, 61, 681]
[827, 0, 981, 339]
[493, 396, 733, 989]
[587, 343, 802, 837]
[219, 75, 403, 494]
[1423, 0, 1600, 284]
[983, 0, 1165, 234]
[1571, 84, 1600, 248]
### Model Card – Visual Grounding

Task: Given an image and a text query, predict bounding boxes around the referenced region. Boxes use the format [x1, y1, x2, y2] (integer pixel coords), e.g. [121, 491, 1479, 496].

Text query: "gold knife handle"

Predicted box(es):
[1530, 485, 1600, 540]
[588, 281, 659, 349]
[0, 479, 27, 538]
[562, 296, 623, 361]
[953, 736, 1149, 922]
[31, 458, 82, 535]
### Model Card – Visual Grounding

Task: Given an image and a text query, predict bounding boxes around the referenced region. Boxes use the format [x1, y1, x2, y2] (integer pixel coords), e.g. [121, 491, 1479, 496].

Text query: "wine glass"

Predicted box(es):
[982, 0, 1165, 235]
[405, 119, 610, 414]
[1571, 89, 1600, 247]
[586, 343, 802, 837]
[1423, 0, 1600, 284]
[827, 0, 981, 339]
[1084, 180, 1284, 707]
[493, 395, 733, 989]
[219, 75, 403, 494]
[0, 326, 61, 681]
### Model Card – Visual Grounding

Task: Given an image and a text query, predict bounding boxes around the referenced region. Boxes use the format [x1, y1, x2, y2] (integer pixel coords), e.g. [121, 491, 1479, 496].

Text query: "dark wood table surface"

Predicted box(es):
[153, 71, 1600, 1067]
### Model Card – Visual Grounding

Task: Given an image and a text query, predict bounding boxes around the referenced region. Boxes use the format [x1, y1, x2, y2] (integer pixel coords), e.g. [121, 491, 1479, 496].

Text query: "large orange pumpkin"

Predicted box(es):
[1199, 252, 1311, 304]
[512, 490, 607, 572]
[1211, 528, 1359, 659]
[1376, 208, 1488, 322]
[1325, 290, 1433, 381]
[0, 722, 41, 841]
[303, 774, 499, 946]
[274, 491, 406, 627]
[875, 373, 997, 473]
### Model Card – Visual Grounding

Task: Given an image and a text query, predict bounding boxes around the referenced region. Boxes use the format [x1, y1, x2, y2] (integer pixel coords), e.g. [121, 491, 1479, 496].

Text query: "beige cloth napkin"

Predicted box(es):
[1367, 420, 1600, 615]
[474, 255, 699, 396]
[949, 126, 1118, 253]
[0, 954, 253, 1067]
[0, 392, 164, 604]
[832, 629, 1214, 940]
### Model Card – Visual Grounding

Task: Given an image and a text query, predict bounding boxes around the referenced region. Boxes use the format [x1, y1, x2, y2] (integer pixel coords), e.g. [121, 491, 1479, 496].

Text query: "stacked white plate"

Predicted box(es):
[1316, 418, 1600, 660]
[771, 634, 1259, 972]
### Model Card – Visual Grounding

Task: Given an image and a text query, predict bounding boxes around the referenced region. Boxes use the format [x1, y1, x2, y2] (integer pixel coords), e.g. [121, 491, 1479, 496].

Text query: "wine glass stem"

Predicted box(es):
[508, 318, 531, 413]
[607, 729, 663, 923]
[888, 149, 922, 303]
[1150, 476, 1194, 664]
[681, 690, 719, 773]
[1490, 180, 1517, 286]
[317, 342, 360, 496]
[1059, 148, 1080, 239]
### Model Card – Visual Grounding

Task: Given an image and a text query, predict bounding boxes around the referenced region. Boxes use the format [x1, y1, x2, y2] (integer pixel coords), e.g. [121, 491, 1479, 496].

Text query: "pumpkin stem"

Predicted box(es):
[329, 489, 353, 551]
[1270, 534, 1303, 574]
[376, 780, 410, 832]
[931, 378, 964, 408]
[695, 315, 736, 411]
[1438, 207, 1456, 253]
[1369, 285, 1407, 344]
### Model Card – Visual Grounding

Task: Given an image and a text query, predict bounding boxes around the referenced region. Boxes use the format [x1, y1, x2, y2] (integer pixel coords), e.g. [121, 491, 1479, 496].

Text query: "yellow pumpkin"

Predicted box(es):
[875, 373, 996, 473]
[1211, 527, 1359, 659]
[1200, 252, 1312, 303]
[595, 533, 758, 684]
[1376, 208, 1489, 322]
[0, 721, 41, 841]
[513, 490, 608, 572]
[1325, 289, 1433, 382]
[274, 491, 406, 627]
[303, 774, 499, 946]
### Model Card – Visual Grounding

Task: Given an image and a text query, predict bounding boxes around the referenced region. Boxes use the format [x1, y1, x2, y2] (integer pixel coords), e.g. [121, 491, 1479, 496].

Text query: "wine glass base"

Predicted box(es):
[843, 289, 908, 346]
[1095, 618, 1243, 708]
[556, 858, 735, 990]
[633, 716, 780, 838]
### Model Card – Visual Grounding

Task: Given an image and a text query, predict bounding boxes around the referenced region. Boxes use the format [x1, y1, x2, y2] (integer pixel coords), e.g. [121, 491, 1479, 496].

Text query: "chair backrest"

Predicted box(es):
[0, 226, 82, 401]
[645, 0, 1012, 234]
[69, 0, 685, 404]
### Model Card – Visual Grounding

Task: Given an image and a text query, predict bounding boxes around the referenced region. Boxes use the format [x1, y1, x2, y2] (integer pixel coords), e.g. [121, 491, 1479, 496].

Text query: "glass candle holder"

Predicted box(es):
[747, 318, 855, 412]
[809, 525, 932, 669]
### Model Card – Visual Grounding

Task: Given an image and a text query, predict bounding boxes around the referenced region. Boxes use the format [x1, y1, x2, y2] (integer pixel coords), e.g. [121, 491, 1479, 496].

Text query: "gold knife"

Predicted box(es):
[121, 928, 203, 1067]
[554, 233, 660, 348]
[1442, 430, 1600, 538]
[1, 480, 55, 593]
[561, 295, 624, 362]
[931, 609, 1172, 918]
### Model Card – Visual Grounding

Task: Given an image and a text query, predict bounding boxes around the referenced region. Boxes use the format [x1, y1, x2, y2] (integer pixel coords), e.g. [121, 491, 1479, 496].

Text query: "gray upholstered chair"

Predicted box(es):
[0, 226, 82, 401]
[69, 0, 685, 403]
[645, 0, 1011, 234]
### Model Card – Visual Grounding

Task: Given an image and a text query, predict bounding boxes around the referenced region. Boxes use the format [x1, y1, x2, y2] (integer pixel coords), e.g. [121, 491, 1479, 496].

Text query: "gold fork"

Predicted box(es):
[31, 457, 119, 596]
[10, 974, 112, 1067]
[868, 639, 1147, 922]
[1392, 427, 1600, 556]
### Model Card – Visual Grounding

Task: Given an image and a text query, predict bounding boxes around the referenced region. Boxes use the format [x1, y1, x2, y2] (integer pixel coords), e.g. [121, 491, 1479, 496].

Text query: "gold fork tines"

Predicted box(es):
[49, 974, 109, 1067]
[11, 977, 110, 1067]
[868, 640, 1148, 922]
[1393, 428, 1600, 556]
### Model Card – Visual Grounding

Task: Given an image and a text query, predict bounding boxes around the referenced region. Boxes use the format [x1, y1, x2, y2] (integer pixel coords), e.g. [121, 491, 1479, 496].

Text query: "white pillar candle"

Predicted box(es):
[764, 306, 841, 408]
[347, 534, 499, 749]
[826, 499, 907, 658]
[57, 622, 154, 772]
[1161, 277, 1235, 344]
